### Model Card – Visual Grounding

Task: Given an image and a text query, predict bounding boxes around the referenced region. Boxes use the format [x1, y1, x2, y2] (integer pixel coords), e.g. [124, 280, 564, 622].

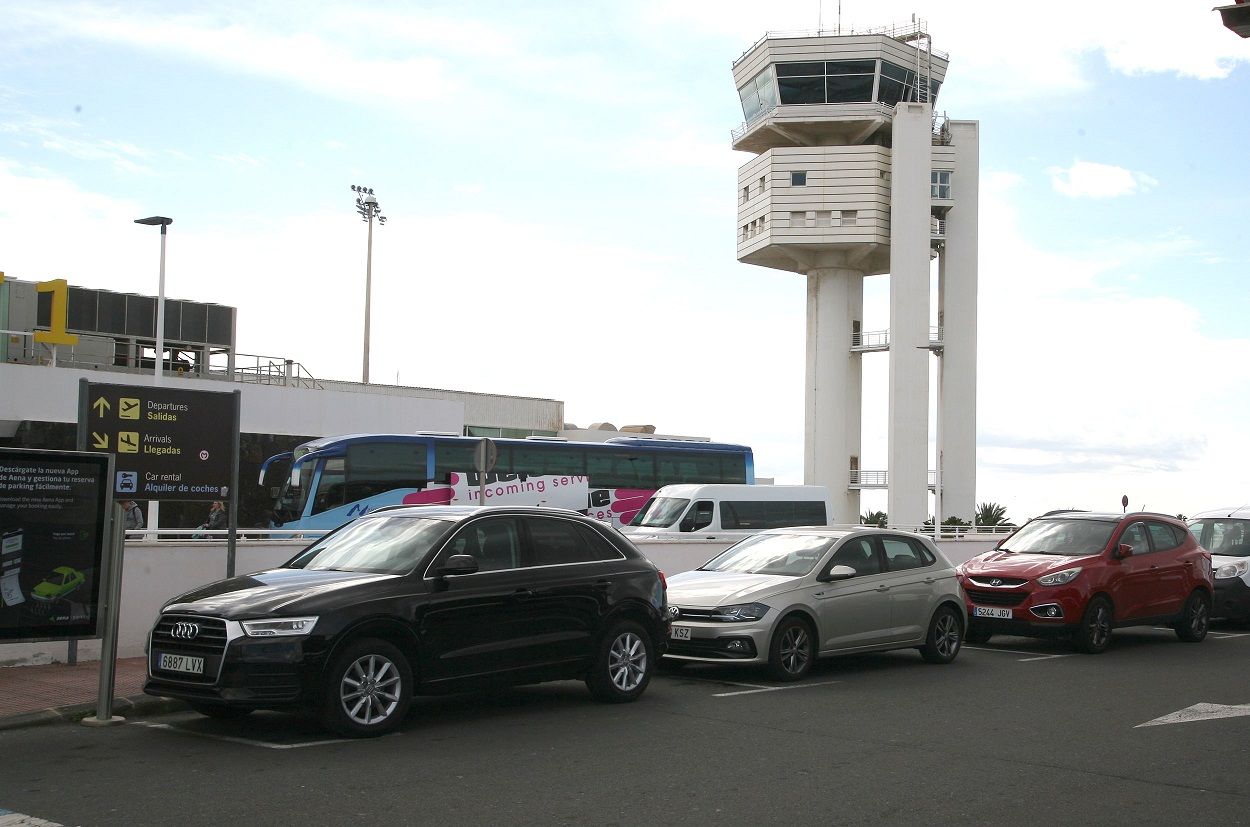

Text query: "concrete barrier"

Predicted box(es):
[0, 535, 1002, 667]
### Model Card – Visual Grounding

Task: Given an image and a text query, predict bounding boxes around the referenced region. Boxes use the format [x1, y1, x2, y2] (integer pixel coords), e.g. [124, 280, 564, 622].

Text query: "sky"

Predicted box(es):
[1, 0, 1248, 524]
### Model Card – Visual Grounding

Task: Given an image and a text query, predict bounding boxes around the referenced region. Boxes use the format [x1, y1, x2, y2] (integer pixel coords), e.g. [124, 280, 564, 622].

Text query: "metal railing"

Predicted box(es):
[850, 327, 943, 351]
[1, 328, 118, 369]
[207, 353, 323, 389]
[732, 24, 949, 68]
[850, 470, 939, 489]
[123, 528, 331, 542]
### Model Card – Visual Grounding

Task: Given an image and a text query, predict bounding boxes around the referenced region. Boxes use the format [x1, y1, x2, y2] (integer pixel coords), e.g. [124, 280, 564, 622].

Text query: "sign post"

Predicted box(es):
[82, 494, 126, 727]
[474, 438, 497, 506]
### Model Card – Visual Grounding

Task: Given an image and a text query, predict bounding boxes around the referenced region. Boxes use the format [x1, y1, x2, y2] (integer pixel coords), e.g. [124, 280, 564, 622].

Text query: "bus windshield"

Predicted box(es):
[273, 462, 313, 526]
[629, 497, 690, 528]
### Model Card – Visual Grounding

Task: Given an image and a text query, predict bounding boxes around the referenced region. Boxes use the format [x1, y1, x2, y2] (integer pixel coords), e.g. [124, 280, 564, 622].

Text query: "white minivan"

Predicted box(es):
[622, 484, 834, 539]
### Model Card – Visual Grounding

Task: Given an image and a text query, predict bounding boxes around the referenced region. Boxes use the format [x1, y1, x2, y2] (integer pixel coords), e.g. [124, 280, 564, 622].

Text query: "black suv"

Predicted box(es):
[144, 506, 668, 737]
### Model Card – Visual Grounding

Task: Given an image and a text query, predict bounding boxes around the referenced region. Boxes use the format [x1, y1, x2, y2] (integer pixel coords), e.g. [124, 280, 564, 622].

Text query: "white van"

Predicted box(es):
[622, 484, 834, 539]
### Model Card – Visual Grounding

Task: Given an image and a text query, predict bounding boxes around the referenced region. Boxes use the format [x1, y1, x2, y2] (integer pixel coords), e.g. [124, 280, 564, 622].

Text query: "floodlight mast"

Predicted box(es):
[351, 185, 386, 384]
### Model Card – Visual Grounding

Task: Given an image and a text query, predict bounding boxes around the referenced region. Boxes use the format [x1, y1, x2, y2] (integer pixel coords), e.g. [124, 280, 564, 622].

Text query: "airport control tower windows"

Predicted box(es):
[879, 62, 943, 107]
[776, 60, 876, 105]
[738, 68, 778, 121]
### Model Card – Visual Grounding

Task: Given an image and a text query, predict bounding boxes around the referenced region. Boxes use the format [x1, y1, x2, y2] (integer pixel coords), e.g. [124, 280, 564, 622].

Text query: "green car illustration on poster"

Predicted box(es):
[31, 567, 86, 603]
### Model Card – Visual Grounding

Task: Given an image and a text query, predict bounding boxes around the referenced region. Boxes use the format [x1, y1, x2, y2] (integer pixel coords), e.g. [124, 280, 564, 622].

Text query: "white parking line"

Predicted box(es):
[133, 720, 354, 749]
[668, 675, 776, 691]
[713, 680, 841, 698]
[963, 645, 1074, 662]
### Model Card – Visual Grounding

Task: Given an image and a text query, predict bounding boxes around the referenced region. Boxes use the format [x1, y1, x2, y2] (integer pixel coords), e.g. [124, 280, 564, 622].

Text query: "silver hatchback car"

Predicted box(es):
[664, 527, 966, 680]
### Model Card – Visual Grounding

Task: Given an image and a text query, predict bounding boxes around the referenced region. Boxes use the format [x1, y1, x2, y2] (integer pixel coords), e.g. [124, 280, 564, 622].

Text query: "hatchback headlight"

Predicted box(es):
[240, 616, 319, 637]
[711, 603, 770, 622]
[1215, 560, 1250, 580]
[1036, 568, 1082, 587]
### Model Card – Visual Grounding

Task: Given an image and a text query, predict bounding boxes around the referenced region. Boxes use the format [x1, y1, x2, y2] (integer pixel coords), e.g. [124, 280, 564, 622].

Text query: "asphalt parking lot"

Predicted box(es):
[3, 624, 1250, 826]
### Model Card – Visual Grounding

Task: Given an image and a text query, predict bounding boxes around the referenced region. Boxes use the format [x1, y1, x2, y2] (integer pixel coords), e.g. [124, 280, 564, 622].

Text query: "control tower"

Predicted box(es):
[731, 21, 979, 527]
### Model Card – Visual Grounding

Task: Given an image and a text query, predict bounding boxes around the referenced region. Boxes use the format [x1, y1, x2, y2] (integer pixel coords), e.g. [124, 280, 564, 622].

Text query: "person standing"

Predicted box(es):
[121, 500, 144, 531]
[195, 501, 227, 538]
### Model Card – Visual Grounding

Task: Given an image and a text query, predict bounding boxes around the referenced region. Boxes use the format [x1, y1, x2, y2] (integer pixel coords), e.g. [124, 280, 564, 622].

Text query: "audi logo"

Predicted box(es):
[170, 621, 200, 640]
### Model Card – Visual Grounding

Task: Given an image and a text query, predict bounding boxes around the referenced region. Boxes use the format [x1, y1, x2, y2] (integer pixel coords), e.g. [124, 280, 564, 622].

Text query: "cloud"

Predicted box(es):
[1047, 160, 1158, 198]
[0, 114, 155, 175]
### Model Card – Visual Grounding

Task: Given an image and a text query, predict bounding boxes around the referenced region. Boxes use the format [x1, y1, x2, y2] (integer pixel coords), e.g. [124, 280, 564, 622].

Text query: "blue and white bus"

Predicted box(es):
[262, 433, 755, 532]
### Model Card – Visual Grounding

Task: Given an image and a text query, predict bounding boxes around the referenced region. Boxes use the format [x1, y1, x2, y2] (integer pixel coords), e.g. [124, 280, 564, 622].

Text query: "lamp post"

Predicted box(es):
[351, 185, 386, 384]
[134, 216, 173, 386]
[134, 216, 172, 537]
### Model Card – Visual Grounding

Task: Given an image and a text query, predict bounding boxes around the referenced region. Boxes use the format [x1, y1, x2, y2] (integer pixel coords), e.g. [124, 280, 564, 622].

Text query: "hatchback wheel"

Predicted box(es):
[1075, 597, 1114, 654]
[587, 620, 654, 703]
[767, 616, 815, 681]
[1174, 590, 1211, 643]
[321, 638, 412, 737]
[920, 606, 963, 664]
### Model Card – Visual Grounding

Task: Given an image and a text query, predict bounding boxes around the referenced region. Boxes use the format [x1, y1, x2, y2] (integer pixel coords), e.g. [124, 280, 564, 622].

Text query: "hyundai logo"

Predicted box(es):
[667, 606, 681, 620]
[990, 578, 1003, 587]
[171, 621, 200, 640]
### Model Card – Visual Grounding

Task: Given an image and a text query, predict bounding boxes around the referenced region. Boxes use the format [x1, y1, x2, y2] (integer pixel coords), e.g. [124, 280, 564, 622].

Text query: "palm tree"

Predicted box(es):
[975, 502, 1010, 527]
[861, 510, 888, 527]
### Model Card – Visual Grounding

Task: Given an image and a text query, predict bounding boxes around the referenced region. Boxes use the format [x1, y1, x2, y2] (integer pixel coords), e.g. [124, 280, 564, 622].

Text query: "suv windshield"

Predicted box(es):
[286, 515, 453, 574]
[630, 497, 691, 528]
[1189, 518, 1250, 557]
[700, 533, 832, 576]
[999, 518, 1116, 556]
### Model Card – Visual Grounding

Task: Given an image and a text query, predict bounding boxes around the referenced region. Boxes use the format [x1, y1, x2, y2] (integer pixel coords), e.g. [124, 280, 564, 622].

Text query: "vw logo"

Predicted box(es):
[667, 606, 681, 620]
[990, 578, 1003, 587]
[171, 621, 200, 640]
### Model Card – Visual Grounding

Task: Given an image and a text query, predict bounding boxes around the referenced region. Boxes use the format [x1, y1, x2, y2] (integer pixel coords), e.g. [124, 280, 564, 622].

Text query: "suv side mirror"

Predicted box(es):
[436, 554, 479, 576]
[819, 564, 857, 582]
[1116, 543, 1134, 559]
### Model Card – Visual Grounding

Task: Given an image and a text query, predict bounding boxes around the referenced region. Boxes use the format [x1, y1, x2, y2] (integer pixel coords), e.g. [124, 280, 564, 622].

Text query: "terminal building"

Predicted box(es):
[0, 276, 692, 527]
[731, 21, 979, 527]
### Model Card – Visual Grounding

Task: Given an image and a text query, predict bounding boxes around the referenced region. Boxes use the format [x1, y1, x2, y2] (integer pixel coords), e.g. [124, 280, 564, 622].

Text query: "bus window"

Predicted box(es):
[434, 441, 478, 480]
[587, 450, 654, 488]
[511, 443, 585, 477]
[311, 458, 346, 515]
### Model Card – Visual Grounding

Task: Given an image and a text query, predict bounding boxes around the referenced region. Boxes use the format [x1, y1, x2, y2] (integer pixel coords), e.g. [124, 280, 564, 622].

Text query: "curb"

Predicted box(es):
[0, 694, 187, 732]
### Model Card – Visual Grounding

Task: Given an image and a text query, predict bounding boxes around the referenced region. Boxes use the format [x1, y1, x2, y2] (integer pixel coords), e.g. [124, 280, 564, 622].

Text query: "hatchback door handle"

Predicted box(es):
[876, 585, 890, 592]
[512, 589, 534, 600]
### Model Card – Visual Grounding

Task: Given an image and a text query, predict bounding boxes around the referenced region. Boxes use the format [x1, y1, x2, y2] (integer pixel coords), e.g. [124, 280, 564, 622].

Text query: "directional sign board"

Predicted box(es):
[81, 382, 239, 502]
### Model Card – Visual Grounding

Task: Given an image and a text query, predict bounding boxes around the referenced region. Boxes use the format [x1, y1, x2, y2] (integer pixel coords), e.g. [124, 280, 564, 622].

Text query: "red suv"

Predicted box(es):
[956, 512, 1212, 653]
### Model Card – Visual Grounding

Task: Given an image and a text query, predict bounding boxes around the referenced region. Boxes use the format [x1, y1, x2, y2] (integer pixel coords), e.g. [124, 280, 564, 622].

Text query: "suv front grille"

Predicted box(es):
[149, 614, 229, 684]
[964, 588, 1028, 607]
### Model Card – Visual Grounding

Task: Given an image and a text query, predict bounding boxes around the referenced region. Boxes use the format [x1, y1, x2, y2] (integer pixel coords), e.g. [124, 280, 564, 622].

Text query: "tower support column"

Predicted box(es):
[805, 266, 863, 524]
[888, 102, 933, 527]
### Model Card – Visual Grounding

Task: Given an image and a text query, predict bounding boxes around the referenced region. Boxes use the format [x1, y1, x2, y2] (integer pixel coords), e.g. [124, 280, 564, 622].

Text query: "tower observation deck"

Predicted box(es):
[731, 21, 979, 527]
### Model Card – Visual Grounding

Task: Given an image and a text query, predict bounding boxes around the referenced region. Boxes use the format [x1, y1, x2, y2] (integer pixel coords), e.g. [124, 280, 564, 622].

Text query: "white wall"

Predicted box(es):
[0, 536, 999, 667]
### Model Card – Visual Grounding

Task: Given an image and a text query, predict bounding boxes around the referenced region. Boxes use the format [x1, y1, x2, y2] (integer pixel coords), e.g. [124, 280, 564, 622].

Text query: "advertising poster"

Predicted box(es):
[0, 448, 110, 640]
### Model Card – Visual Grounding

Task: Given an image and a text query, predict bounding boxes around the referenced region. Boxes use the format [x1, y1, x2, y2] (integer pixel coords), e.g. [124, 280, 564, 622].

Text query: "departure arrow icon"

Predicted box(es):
[92, 397, 111, 417]
[1136, 703, 1250, 728]
[91, 432, 109, 450]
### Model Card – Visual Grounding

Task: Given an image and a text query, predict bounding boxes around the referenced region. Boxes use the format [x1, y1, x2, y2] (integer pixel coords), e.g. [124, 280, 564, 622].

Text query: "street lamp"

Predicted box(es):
[351, 185, 386, 384]
[134, 216, 173, 386]
[134, 215, 172, 538]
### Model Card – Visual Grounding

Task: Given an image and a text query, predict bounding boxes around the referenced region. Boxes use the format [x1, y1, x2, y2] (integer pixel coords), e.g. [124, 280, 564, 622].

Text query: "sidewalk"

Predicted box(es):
[0, 657, 184, 731]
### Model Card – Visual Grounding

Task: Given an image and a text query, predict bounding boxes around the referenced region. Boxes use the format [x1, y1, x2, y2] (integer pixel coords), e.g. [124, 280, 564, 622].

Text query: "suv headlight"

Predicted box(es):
[1215, 560, 1250, 580]
[240, 616, 319, 637]
[1036, 568, 1082, 587]
[711, 603, 770, 622]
